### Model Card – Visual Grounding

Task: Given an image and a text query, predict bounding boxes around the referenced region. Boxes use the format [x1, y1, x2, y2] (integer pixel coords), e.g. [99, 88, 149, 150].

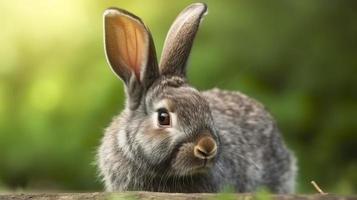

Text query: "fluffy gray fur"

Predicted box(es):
[98, 3, 297, 193]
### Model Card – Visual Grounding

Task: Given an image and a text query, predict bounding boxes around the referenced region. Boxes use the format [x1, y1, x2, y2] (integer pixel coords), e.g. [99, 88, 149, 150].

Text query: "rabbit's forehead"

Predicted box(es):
[152, 86, 209, 111]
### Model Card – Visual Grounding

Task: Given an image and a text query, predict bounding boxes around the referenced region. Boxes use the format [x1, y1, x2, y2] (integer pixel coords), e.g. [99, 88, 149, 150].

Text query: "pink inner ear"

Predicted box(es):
[107, 14, 147, 81]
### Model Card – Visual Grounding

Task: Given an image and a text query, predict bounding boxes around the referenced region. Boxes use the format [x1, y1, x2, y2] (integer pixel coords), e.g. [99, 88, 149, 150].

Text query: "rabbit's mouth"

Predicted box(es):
[175, 159, 215, 176]
[190, 161, 215, 173]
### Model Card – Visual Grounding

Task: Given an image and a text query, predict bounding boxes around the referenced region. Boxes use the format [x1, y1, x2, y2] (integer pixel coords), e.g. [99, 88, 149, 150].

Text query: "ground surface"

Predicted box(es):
[0, 192, 356, 200]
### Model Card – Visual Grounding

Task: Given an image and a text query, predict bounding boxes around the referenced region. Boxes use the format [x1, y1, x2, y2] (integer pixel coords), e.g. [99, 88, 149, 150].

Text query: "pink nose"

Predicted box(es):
[193, 136, 217, 160]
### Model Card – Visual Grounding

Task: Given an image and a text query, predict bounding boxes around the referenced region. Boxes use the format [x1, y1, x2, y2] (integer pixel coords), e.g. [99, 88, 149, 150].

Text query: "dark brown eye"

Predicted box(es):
[157, 108, 170, 127]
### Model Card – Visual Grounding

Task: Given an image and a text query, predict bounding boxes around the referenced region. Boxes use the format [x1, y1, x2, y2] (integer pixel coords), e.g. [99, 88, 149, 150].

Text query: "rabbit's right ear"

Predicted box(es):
[104, 8, 159, 99]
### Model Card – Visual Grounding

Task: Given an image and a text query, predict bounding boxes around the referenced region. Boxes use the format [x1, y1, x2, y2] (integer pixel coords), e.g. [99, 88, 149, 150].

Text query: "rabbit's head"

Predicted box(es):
[104, 3, 219, 176]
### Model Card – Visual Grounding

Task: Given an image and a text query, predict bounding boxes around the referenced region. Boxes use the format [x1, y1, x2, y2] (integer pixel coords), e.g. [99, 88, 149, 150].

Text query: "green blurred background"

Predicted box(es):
[0, 0, 356, 194]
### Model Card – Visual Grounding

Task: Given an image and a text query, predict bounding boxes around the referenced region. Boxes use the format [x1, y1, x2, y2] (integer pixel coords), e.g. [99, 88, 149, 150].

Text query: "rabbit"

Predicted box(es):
[97, 3, 297, 193]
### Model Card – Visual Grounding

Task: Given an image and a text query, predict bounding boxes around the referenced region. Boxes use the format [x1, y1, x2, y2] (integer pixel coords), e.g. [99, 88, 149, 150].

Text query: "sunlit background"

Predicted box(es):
[0, 0, 356, 194]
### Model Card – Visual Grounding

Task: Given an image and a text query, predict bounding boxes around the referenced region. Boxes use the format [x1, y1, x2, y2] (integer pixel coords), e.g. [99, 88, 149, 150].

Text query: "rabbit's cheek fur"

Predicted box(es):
[134, 116, 182, 165]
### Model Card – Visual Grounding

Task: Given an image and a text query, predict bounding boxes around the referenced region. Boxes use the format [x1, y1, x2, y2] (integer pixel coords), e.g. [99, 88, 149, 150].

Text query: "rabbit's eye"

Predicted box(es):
[157, 108, 171, 127]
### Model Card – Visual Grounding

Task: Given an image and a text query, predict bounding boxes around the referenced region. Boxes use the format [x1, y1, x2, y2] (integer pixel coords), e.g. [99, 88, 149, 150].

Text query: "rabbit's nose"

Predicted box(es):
[194, 136, 217, 160]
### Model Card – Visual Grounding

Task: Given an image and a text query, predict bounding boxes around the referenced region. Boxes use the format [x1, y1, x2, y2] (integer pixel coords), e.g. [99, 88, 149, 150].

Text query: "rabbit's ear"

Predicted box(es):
[159, 3, 207, 77]
[104, 8, 159, 91]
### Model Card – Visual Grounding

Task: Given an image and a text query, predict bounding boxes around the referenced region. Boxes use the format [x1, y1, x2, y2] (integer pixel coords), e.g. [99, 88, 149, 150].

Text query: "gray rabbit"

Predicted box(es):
[97, 3, 297, 193]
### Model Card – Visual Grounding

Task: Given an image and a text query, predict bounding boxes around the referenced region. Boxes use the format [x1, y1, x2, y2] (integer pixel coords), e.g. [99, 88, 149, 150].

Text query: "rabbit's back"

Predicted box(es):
[202, 88, 297, 193]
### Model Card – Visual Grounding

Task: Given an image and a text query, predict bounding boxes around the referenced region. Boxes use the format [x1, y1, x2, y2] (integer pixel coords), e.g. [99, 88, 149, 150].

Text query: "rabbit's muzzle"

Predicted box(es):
[170, 133, 218, 175]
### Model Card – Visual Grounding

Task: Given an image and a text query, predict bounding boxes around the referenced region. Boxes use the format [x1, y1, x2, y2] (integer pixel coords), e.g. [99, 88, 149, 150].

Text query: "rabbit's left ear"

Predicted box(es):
[159, 3, 207, 78]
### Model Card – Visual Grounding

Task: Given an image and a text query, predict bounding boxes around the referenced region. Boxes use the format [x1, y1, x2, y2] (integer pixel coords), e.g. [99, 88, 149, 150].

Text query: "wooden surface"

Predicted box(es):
[0, 192, 356, 200]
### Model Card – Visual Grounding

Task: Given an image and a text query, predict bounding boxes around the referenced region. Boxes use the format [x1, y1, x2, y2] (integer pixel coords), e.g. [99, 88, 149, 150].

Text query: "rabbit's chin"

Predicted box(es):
[170, 142, 216, 176]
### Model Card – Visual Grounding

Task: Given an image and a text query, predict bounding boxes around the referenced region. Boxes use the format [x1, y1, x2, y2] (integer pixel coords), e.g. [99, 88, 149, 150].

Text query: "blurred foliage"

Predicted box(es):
[0, 0, 356, 194]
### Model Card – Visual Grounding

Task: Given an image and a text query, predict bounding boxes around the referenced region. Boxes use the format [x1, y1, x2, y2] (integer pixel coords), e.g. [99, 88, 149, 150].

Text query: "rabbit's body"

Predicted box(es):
[98, 3, 296, 193]
[203, 89, 296, 193]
